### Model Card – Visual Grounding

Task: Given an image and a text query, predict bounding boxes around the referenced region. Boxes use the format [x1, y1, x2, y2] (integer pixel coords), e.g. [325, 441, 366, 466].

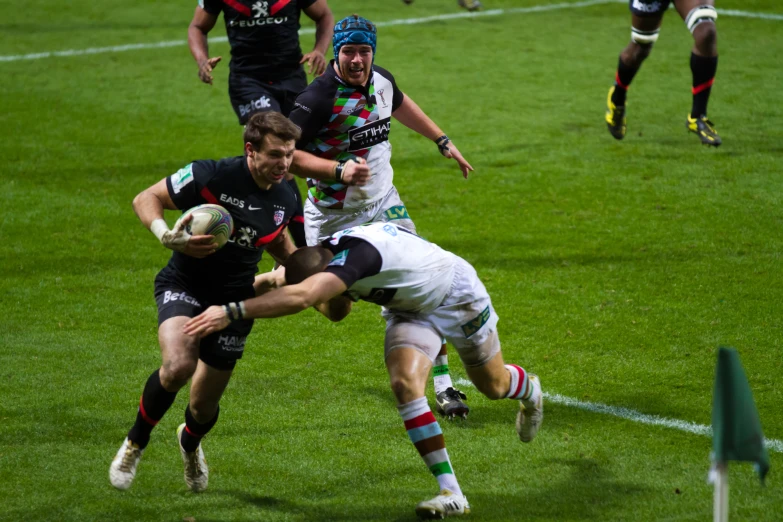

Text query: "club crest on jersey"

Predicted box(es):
[273, 209, 285, 226]
[382, 224, 398, 236]
[461, 306, 491, 338]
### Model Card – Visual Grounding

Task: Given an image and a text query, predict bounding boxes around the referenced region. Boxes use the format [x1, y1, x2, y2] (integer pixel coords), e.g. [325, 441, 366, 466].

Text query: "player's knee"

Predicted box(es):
[686, 5, 718, 52]
[160, 358, 197, 388]
[622, 42, 653, 67]
[389, 374, 420, 403]
[693, 21, 717, 54]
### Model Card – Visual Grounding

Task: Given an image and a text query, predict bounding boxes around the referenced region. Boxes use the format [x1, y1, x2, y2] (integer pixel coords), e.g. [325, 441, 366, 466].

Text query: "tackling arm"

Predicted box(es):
[183, 272, 349, 336]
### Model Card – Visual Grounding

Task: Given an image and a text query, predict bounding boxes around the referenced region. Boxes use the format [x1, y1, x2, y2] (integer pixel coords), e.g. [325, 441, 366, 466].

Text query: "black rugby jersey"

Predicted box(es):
[199, 0, 317, 80]
[159, 155, 298, 294]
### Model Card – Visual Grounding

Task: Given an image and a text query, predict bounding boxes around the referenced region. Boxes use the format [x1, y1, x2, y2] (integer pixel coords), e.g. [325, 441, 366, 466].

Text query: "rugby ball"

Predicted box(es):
[175, 204, 234, 249]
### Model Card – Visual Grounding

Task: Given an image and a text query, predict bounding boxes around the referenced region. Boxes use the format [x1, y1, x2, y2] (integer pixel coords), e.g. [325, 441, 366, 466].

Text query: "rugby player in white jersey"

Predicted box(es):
[288, 15, 474, 418]
[184, 222, 544, 519]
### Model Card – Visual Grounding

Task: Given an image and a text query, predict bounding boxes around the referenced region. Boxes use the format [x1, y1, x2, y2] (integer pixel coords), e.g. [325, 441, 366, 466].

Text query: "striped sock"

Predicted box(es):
[398, 397, 462, 497]
[505, 364, 531, 400]
[433, 348, 454, 395]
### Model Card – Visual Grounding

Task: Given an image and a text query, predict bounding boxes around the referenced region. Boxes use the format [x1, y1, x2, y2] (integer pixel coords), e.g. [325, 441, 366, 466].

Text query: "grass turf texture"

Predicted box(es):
[1, 0, 782, 520]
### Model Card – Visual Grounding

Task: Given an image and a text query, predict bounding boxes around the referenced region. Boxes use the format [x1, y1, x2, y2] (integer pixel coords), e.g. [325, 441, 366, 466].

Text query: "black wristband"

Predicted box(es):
[224, 302, 245, 321]
[435, 135, 451, 154]
[334, 161, 346, 183]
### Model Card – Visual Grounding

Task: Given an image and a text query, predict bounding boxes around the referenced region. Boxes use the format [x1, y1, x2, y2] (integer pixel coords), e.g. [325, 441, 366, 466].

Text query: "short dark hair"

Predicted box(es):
[243, 112, 301, 152]
[284, 247, 334, 285]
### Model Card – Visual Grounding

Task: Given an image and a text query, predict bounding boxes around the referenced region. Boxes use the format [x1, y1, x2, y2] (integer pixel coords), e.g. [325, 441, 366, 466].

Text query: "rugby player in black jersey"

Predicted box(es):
[108, 112, 365, 492]
[605, 0, 721, 146]
[188, 0, 335, 247]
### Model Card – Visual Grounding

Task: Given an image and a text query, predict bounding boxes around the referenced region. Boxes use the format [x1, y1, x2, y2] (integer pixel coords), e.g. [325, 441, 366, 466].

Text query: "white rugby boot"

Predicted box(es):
[516, 373, 543, 442]
[415, 490, 471, 519]
[177, 423, 209, 492]
[109, 438, 144, 490]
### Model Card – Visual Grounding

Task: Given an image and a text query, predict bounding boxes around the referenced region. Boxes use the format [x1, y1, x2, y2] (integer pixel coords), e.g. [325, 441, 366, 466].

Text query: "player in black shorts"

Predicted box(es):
[109, 112, 301, 492]
[605, 0, 721, 146]
[187, 0, 335, 246]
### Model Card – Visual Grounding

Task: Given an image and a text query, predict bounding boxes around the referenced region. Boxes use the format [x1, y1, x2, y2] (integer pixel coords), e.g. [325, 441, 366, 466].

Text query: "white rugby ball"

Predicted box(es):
[175, 204, 234, 249]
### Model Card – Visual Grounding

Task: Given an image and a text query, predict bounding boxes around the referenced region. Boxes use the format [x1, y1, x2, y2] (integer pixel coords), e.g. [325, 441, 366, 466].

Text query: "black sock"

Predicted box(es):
[285, 178, 307, 247]
[690, 52, 718, 118]
[611, 57, 640, 106]
[179, 405, 220, 453]
[127, 369, 178, 449]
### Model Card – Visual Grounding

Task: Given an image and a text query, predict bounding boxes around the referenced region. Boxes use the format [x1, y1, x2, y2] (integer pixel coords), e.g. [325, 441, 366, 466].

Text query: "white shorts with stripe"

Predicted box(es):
[382, 257, 501, 368]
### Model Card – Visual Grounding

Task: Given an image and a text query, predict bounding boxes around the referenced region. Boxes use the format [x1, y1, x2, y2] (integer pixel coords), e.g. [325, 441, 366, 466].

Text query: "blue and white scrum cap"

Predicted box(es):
[333, 15, 377, 61]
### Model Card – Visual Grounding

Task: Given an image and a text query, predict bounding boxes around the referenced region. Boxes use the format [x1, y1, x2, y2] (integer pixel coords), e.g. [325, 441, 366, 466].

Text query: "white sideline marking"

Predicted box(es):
[454, 378, 783, 453]
[1, 1, 781, 63]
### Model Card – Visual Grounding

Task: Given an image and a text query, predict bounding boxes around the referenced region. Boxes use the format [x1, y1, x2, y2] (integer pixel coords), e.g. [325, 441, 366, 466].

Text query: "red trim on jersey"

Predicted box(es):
[139, 396, 159, 426]
[692, 78, 714, 95]
[200, 187, 218, 204]
[615, 72, 629, 90]
[509, 364, 526, 398]
[254, 223, 286, 246]
[292, 215, 305, 224]
[404, 411, 437, 430]
[223, 0, 251, 16]
[270, 0, 292, 15]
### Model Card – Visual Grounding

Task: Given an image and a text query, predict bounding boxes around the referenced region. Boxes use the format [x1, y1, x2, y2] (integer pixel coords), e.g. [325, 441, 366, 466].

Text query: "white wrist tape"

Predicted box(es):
[150, 219, 170, 242]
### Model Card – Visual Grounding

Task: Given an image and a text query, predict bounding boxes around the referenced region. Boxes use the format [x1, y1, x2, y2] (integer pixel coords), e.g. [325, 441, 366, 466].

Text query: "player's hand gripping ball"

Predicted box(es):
[174, 204, 234, 250]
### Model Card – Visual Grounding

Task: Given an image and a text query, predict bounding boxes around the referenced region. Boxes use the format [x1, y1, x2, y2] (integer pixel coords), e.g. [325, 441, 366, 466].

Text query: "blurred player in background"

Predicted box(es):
[605, 0, 721, 146]
[188, 0, 335, 246]
[184, 222, 544, 519]
[288, 15, 474, 419]
[109, 112, 367, 492]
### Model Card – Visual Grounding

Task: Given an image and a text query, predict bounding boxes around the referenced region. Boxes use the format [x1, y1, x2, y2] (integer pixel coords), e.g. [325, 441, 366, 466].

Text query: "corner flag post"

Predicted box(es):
[710, 347, 770, 522]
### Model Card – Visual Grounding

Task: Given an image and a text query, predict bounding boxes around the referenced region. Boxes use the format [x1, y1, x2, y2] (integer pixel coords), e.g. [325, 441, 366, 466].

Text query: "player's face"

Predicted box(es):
[338, 44, 373, 86]
[247, 134, 296, 187]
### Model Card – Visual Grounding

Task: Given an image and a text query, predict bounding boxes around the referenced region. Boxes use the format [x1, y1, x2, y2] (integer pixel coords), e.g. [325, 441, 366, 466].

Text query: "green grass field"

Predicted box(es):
[1, 0, 782, 520]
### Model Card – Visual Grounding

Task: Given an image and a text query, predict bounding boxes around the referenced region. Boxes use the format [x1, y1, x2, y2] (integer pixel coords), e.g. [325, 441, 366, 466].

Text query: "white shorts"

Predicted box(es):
[383, 257, 500, 368]
[304, 187, 416, 246]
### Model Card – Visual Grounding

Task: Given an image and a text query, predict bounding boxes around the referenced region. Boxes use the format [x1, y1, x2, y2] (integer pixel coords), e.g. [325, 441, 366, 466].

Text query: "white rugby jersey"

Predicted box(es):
[323, 223, 458, 313]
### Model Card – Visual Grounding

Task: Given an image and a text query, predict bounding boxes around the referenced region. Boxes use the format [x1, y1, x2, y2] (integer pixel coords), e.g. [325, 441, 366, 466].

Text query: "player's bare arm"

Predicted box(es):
[188, 7, 222, 85]
[392, 94, 474, 179]
[301, 0, 335, 76]
[290, 150, 371, 186]
[184, 272, 348, 336]
[253, 266, 286, 296]
[132, 179, 216, 258]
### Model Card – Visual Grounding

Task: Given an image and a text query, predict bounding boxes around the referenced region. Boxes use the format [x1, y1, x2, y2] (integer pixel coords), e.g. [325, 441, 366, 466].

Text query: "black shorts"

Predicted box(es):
[229, 69, 308, 123]
[629, 0, 672, 17]
[154, 275, 255, 370]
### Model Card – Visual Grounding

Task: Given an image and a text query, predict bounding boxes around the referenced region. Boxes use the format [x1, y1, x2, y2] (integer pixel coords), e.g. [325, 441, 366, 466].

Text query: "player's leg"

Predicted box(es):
[461, 337, 543, 443]
[175, 358, 234, 492]
[110, 313, 200, 490]
[437, 258, 543, 441]
[676, 0, 721, 146]
[606, 4, 665, 139]
[385, 320, 470, 519]
[175, 315, 252, 491]
[375, 187, 469, 419]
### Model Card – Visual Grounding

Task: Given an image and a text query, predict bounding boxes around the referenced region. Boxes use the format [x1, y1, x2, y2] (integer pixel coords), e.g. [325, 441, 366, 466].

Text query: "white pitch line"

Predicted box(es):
[1, 1, 781, 63]
[454, 378, 783, 453]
